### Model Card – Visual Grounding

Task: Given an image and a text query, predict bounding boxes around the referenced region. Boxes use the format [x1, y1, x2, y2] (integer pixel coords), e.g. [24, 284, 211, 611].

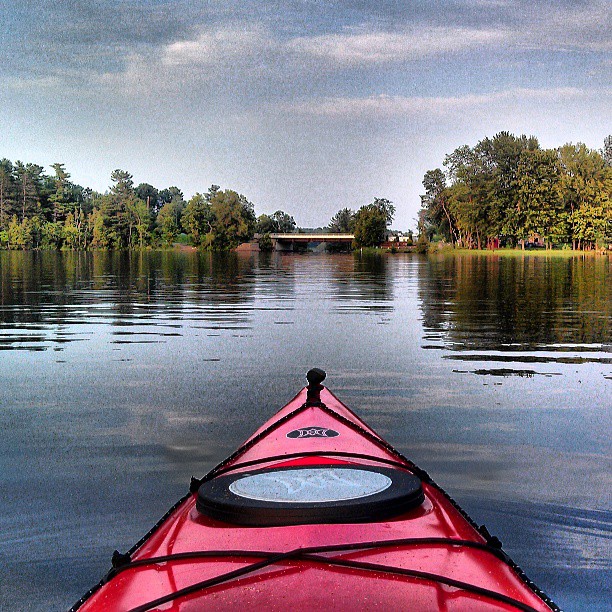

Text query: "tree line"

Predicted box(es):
[419, 133, 612, 250]
[0, 162, 263, 250]
[0, 158, 396, 250]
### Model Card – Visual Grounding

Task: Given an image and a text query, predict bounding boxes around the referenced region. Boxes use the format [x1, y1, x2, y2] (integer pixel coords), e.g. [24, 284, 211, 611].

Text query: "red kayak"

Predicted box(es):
[72, 370, 558, 611]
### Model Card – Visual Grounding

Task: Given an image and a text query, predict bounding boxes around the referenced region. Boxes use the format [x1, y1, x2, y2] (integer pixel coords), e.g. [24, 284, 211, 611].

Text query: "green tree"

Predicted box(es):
[159, 186, 184, 207]
[271, 210, 296, 232]
[558, 143, 609, 249]
[0, 159, 15, 228]
[14, 161, 43, 221]
[98, 195, 125, 248]
[62, 213, 80, 249]
[99, 169, 146, 248]
[90, 207, 110, 248]
[41, 221, 64, 249]
[444, 182, 480, 248]
[110, 169, 134, 197]
[328, 208, 355, 233]
[157, 200, 184, 246]
[77, 210, 90, 248]
[7, 215, 33, 249]
[420, 169, 454, 242]
[573, 198, 609, 249]
[415, 232, 429, 253]
[353, 204, 387, 247]
[182, 193, 213, 246]
[256, 210, 296, 234]
[126, 199, 151, 248]
[49, 163, 74, 222]
[80, 187, 102, 216]
[205, 190, 256, 250]
[256, 214, 275, 234]
[135, 183, 160, 213]
[258, 233, 273, 251]
[444, 145, 494, 249]
[477, 132, 539, 245]
[517, 149, 565, 249]
[371, 198, 395, 227]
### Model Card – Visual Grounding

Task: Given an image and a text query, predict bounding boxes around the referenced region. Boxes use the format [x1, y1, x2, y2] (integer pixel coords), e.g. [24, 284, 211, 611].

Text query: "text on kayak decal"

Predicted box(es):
[286, 427, 340, 439]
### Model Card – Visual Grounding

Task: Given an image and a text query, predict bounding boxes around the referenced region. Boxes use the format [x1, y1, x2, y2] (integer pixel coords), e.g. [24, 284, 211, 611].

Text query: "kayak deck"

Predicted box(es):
[74, 382, 557, 611]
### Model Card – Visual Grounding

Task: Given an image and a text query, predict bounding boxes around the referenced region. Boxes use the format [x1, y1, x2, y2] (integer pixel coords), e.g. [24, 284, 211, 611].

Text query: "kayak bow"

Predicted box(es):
[72, 369, 558, 611]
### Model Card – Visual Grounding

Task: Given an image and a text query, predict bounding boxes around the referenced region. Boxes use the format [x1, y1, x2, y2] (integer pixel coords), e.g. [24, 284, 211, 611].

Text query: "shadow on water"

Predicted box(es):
[419, 254, 611, 371]
[0, 251, 267, 351]
[452, 368, 563, 377]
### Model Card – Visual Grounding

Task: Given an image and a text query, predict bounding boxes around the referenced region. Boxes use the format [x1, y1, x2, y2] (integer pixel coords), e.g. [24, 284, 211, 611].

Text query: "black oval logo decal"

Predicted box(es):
[286, 427, 340, 439]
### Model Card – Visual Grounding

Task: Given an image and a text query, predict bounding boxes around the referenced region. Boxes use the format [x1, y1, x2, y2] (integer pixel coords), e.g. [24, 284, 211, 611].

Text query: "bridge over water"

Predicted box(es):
[269, 233, 354, 251]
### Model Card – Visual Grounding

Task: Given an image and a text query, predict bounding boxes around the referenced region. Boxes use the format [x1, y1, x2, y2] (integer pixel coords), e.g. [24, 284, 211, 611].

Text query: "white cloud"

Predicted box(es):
[91, 23, 512, 96]
[89, 24, 285, 96]
[287, 26, 509, 65]
[105, 24, 510, 92]
[284, 88, 598, 118]
[161, 26, 274, 67]
[285, 7, 612, 69]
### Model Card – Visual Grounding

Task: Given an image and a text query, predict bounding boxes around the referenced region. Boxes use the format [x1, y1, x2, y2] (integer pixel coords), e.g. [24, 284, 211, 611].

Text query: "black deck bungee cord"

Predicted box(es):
[124, 541, 544, 612]
[105, 536, 512, 581]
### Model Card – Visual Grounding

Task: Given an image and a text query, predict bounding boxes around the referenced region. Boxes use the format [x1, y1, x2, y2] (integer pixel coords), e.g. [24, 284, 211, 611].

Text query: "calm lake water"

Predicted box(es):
[0, 250, 610, 611]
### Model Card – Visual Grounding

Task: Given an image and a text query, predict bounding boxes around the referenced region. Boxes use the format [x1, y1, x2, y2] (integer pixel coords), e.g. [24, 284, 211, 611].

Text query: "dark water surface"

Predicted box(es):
[0, 250, 610, 611]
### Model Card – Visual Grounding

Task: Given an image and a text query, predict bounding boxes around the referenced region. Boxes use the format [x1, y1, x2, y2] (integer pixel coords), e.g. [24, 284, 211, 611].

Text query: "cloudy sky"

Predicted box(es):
[2, 0, 610, 229]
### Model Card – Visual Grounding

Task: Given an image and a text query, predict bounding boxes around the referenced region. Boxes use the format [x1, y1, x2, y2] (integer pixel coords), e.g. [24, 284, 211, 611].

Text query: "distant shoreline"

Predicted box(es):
[0, 245, 608, 257]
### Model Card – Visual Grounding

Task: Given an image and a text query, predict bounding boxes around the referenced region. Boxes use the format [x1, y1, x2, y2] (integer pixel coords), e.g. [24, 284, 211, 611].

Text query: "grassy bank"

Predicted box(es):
[435, 247, 609, 257]
[355, 245, 609, 257]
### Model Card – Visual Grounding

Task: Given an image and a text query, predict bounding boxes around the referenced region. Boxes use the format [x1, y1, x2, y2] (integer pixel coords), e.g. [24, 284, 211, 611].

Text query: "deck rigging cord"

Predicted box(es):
[106, 536, 511, 579]
[123, 539, 544, 612]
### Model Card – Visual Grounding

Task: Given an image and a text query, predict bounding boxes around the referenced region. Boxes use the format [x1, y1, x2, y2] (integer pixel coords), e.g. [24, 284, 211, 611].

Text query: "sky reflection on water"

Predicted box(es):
[0, 250, 610, 611]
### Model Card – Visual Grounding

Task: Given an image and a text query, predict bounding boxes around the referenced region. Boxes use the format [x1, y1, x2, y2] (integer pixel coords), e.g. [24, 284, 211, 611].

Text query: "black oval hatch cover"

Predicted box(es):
[196, 464, 424, 526]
